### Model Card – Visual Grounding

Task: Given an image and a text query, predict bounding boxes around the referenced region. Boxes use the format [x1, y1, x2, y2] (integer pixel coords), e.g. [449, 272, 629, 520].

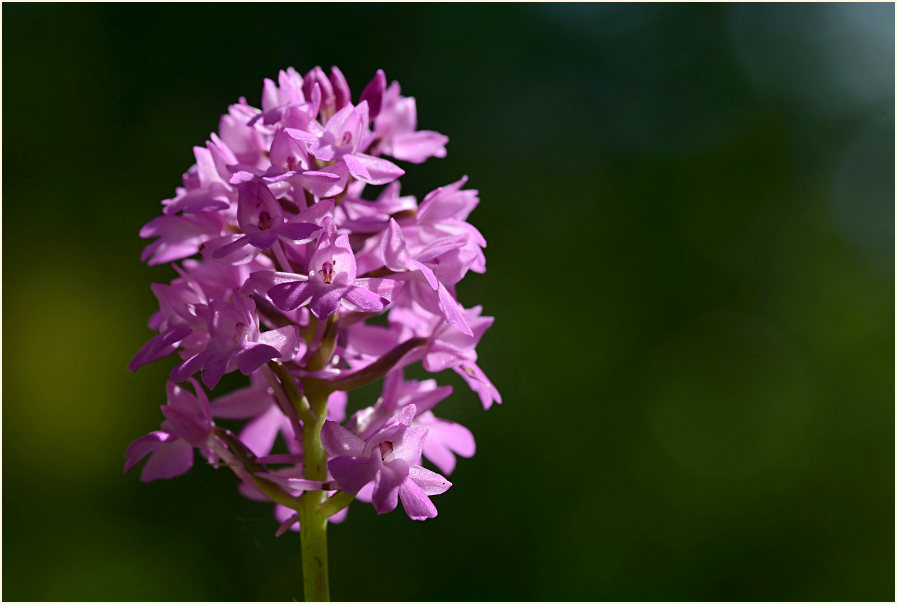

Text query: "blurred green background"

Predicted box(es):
[3, 3, 893, 601]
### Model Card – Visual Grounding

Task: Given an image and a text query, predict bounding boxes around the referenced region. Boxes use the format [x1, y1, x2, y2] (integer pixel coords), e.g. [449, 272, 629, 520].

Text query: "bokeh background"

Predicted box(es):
[3, 3, 894, 601]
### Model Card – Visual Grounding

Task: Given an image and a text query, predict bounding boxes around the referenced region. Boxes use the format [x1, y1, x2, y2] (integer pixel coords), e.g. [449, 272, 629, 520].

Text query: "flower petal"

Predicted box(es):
[278, 221, 320, 242]
[210, 381, 271, 418]
[359, 69, 386, 119]
[160, 405, 209, 447]
[125, 431, 171, 474]
[372, 458, 408, 514]
[346, 153, 404, 185]
[321, 420, 366, 457]
[269, 280, 314, 311]
[257, 325, 303, 360]
[170, 351, 207, 384]
[309, 284, 349, 319]
[275, 509, 301, 537]
[234, 343, 281, 375]
[129, 325, 192, 372]
[398, 476, 438, 520]
[391, 130, 449, 164]
[437, 283, 473, 336]
[409, 465, 452, 495]
[341, 285, 387, 313]
[328, 456, 377, 494]
[140, 438, 194, 482]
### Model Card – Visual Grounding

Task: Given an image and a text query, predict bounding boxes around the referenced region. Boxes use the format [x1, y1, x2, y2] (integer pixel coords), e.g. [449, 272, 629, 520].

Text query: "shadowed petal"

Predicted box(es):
[321, 421, 365, 457]
[160, 405, 209, 447]
[329, 456, 377, 494]
[245, 229, 279, 250]
[278, 221, 320, 242]
[275, 509, 301, 537]
[170, 351, 207, 383]
[234, 343, 281, 375]
[140, 438, 194, 482]
[125, 431, 172, 473]
[309, 284, 349, 318]
[201, 348, 233, 389]
[269, 280, 314, 311]
[211, 384, 272, 419]
[372, 458, 409, 514]
[129, 325, 192, 371]
[241, 406, 288, 457]
[212, 236, 251, 259]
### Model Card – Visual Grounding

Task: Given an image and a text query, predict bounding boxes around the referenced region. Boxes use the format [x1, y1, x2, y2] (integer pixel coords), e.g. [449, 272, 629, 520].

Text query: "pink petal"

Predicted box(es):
[346, 153, 404, 185]
[406, 259, 438, 290]
[398, 477, 438, 520]
[140, 438, 194, 482]
[391, 130, 449, 164]
[354, 278, 404, 303]
[409, 465, 452, 495]
[341, 285, 387, 313]
[278, 221, 320, 242]
[129, 325, 191, 372]
[269, 280, 314, 311]
[160, 405, 209, 447]
[321, 421, 366, 457]
[330, 66, 351, 110]
[343, 153, 372, 182]
[124, 431, 170, 473]
[421, 438, 457, 475]
[234, 343, 281, 375]
[372, 458, 408, 514]
[170, 351, 207, 384]
[381, 218, 409, 271]
[275, 509, 301, 537]
[328, 456, 377, 494]
[310, 284, 350, 318]
[300, 167, 347, 198]
[257, 325, 302, 360]
[211, 384, 272, 419]
[359, 69, 386, 118]
[211, 235, 251, 259]
[392, 426, 428, 462]
[240, 406, 286, 457]
[437, 283, 473, 336]
[201, 348, 233, 390]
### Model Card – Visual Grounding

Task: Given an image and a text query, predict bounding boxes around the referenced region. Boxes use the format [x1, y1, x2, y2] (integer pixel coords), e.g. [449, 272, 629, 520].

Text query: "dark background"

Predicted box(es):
[3, 3, 894, 601]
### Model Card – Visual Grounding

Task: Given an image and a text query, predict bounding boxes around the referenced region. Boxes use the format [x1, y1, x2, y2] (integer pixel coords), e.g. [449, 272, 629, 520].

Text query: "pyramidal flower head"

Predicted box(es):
[127, 66, 499, 598]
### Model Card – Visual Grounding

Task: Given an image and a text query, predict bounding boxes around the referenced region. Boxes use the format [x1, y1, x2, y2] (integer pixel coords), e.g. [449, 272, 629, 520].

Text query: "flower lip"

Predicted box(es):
[379, 440, 395, 462]
[321, 260, 335, 284]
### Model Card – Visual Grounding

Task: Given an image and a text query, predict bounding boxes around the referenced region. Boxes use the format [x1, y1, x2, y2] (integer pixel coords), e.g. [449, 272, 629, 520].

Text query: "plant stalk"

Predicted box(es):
[299, 489, 329, 601]
[299, 378, 332, 600]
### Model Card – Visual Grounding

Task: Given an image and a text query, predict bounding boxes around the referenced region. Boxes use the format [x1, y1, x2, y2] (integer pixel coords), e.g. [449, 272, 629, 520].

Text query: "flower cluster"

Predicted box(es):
[127, 66, 499, 534]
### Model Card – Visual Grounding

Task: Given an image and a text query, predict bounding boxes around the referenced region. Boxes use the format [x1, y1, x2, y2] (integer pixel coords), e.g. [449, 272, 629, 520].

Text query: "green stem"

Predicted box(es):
[269, 361, 313, 424]
[307, 313, 339, 371]
[299, 492, 329, 602]
[319, 490, 355, 519]
[211, 428, 303, 511]
[299, 382, 331, 600]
